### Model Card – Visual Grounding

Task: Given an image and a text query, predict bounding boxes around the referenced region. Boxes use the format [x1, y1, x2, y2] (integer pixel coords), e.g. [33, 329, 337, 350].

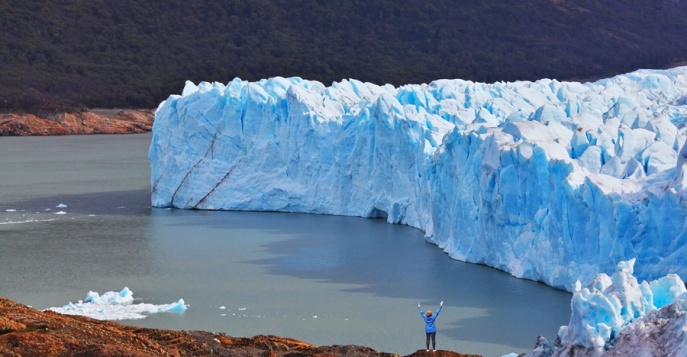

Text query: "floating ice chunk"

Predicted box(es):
[219, 306, 226, 309]
[1, 218, 57, 225]
[165, 299, 187, 312]
[47, 287, 188, 320]
[5, 209, 16, 212]
[84, 287, 134, 304]
[54, 211, 67, 215]
[56, 203, 67, 208]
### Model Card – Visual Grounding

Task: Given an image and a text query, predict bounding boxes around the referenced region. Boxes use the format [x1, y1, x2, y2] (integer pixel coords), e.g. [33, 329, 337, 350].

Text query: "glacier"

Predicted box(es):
[149, 67, 687, 292]
[521, 260, 687, 357]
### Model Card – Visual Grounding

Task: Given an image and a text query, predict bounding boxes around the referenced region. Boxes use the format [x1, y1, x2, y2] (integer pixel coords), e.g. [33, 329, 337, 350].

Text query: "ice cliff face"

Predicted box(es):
[149, 67, 687, 291]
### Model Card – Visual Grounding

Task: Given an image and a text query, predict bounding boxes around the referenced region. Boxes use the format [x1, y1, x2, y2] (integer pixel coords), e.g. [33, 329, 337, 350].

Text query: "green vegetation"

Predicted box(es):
[1, 0, 686, 111]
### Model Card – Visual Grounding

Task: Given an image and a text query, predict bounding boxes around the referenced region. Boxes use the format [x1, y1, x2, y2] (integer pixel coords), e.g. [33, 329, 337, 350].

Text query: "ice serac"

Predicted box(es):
[149, 67, 687, 292]
[523, 260, 687, 357]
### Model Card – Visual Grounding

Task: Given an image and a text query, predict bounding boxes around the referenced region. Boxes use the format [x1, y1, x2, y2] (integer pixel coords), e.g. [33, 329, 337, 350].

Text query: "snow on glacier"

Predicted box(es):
[149, 67, 687, 292]
[47, 287, 187, 320]
[521, 260, 687, 357]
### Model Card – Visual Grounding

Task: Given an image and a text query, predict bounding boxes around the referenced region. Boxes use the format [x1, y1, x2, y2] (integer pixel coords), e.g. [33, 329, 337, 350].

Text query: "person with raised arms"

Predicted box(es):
[418, 300, 443, 352]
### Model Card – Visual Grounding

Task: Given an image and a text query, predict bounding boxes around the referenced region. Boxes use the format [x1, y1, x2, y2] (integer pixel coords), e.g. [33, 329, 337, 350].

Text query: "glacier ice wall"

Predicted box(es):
[149, 67, 687, 291]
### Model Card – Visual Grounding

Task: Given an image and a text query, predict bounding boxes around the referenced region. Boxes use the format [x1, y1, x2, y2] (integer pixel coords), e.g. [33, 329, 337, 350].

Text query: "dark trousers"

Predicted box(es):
[425, 332, 436, 350]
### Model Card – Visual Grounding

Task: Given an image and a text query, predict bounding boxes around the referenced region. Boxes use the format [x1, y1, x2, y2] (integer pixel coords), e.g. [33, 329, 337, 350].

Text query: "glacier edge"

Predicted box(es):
[149, 68, 687, 292]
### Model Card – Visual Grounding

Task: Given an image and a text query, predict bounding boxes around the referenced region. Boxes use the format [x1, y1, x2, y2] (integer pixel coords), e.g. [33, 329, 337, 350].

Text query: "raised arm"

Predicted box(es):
[434, 301, 443, 317]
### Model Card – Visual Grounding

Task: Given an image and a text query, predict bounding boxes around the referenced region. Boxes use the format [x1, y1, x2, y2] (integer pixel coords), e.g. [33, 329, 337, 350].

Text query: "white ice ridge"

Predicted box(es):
[149, 67, 687, 291]
[522, 260, 687, 357]
[47, 287, 187, 320]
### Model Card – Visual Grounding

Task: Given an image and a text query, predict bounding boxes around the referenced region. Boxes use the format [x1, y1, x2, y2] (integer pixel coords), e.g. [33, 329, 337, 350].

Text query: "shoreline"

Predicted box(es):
[0, 296, 482, 357]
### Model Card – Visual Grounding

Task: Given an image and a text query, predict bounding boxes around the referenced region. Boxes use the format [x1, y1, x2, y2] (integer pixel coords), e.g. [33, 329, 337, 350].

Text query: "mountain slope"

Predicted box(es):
[1, 0, 686, 110]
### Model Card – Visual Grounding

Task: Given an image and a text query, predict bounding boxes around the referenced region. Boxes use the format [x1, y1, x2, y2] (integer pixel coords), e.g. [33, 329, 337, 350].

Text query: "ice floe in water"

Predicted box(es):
[47, 287, 187, 320]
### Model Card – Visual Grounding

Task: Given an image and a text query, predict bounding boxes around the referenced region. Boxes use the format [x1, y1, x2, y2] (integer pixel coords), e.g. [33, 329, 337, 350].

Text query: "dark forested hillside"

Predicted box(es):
[1, 0, 687, 111]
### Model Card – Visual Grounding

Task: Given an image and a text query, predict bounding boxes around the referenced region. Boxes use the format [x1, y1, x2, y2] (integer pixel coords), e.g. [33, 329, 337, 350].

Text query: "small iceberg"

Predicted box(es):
[47, 287, 188, 320]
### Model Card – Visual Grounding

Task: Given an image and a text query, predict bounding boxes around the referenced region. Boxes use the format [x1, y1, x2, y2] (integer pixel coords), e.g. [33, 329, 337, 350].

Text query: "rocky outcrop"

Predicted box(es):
[0, 297, 481, 357]
[0, 109, 154, 136]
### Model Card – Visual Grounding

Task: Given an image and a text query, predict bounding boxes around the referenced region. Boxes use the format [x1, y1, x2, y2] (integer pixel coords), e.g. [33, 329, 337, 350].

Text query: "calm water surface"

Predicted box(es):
[0, 134, 571, 356]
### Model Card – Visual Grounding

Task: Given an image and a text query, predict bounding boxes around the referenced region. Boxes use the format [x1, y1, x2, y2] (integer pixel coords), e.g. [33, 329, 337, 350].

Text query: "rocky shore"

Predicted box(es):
[0, 109, 154, 136]
[0, 297, 482, 357]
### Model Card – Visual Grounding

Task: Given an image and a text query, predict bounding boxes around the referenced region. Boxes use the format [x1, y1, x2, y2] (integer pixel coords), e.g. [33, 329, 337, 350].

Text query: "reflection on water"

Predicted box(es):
[0, 134, 571, 356]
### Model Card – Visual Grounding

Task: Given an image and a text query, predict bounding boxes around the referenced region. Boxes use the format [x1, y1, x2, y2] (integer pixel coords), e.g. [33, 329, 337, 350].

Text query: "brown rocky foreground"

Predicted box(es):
[0, 109, 154, 136]
[0, 297, 482, 357]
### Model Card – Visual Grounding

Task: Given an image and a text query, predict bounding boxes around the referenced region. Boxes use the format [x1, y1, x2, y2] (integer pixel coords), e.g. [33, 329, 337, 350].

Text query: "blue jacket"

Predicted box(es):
[419, 306, 442, 333]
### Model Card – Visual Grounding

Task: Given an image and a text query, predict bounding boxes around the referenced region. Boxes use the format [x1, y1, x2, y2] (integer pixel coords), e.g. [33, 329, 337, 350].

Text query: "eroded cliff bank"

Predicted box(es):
[0, 109, 153, 136]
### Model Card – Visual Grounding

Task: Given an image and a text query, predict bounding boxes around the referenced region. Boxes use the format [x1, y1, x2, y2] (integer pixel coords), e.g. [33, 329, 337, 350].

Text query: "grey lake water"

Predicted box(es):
[0, 133, 571, 357]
